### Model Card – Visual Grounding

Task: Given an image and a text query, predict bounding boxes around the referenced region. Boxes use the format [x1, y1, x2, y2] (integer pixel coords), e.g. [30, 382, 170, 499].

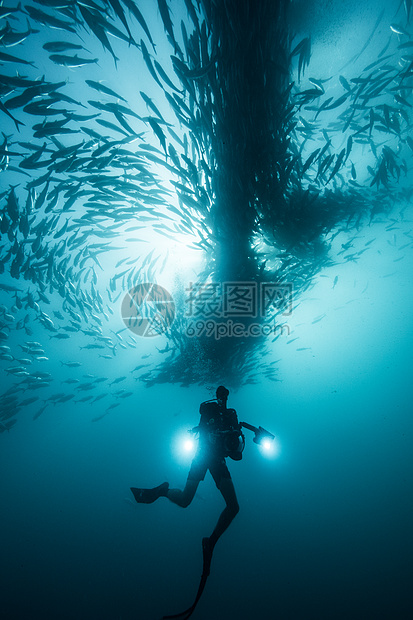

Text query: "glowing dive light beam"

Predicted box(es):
[258, 435, 280, 459]
[261, 438, 273, 451]
[183, 437, 195, 453]
[173, 429, 198, 463]
[240, 422, 278, 458]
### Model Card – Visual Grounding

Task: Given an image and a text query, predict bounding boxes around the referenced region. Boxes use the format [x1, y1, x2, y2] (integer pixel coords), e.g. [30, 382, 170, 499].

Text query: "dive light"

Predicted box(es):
[183, 436, 196, 452]
[240, 422, 275, 448]
[178, 421, 277, 460]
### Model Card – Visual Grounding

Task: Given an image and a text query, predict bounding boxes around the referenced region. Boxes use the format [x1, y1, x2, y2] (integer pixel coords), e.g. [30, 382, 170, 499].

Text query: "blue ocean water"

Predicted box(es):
[1, 1, 412, 619]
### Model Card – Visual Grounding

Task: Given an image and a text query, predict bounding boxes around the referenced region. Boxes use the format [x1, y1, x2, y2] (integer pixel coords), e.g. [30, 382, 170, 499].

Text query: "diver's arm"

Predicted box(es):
[240, 421, 259, 433]
[192, 403, 213, 436]
[240, 422, 275, 444]
[190, 420, 207, 436]
[227, 408, 240, 430]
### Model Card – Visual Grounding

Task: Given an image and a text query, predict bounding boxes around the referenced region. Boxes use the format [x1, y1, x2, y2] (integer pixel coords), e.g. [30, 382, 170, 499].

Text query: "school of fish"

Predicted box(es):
[1, 0, 413, 429]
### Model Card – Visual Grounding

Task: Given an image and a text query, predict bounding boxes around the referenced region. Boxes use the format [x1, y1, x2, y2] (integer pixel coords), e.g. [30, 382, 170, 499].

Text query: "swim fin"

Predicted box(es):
[162, 537, 214, 619]
[130, 482, 169, 504]
[201, 536, 213, 577]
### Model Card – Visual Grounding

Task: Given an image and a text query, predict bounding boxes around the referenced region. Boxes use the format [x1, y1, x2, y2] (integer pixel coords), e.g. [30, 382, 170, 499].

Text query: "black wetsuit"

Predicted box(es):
[188, 400, 241, 488]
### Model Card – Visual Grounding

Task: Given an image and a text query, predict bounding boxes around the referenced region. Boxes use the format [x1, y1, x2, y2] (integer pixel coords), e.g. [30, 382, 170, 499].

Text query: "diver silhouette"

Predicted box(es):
[131, 385, 245, 619]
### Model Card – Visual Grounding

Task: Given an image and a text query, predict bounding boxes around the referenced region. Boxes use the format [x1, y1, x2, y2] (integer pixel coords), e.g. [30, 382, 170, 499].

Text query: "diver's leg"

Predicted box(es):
[208, 476, 239, 549]
[167, 478, 200, 508]
[166, 455, 205, 507]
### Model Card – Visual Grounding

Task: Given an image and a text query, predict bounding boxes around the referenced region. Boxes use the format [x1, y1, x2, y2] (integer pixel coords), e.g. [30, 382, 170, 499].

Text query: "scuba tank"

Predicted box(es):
[199, 399, 245, 460]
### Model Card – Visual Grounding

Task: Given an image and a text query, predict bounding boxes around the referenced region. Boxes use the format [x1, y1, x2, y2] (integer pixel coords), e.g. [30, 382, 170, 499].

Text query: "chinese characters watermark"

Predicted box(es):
[121, 281, 293, 338]
[185, 281, 293, 318]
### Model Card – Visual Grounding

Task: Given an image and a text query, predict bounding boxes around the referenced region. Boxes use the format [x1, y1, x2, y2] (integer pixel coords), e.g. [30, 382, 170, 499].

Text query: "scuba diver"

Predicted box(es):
[131, 385, 242, 556]
[131, 385, 274, 619]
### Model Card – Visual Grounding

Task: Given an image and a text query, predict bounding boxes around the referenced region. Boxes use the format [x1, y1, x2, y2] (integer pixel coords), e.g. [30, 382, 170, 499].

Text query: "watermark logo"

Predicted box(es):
[186, 281, 293, 318]
[121, 283, 175, 337]
[122, 281, 292, 338]
[186, 319, 290, 340]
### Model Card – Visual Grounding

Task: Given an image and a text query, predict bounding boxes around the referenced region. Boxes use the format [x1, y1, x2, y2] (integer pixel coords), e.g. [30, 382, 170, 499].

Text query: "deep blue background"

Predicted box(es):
[1, 1, 412, 619]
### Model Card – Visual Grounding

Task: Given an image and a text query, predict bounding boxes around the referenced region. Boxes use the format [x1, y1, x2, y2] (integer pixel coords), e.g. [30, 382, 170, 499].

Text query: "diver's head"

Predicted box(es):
[216, 385, 229, 407]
